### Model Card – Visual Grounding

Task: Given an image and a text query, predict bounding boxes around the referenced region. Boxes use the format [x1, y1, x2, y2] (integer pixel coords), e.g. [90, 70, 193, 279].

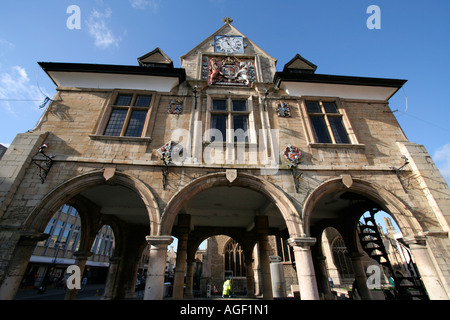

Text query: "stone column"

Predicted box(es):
[252, 244, 262, 296]
[405, 235, 449, 300]
[172, 232, 188, 300]
[184, 258, 195, 299]
[143, 236, 173, 300]
[0, 232, 48, 300]
[102, 257, 121, 300]
[172, 214, 191, 300]
[315, 255, 335, 300]
[288, 237, 320, 300]
[349, 252, 372, 300]
[258, 235, 273, 300]
[65, 251, 92, 300]
[245, 258, 256, 298]
[124, 257, 141, 299]
[255, 216, 272, 300]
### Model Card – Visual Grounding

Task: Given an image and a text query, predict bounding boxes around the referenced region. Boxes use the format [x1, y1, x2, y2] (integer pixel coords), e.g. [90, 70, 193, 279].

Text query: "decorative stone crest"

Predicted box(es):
[341, 174, 353, 188]
[205, 56, 255, 86]
[226, 169, 237, 183]
[168, 99, 183, 114]
[277, 102, 291, 117]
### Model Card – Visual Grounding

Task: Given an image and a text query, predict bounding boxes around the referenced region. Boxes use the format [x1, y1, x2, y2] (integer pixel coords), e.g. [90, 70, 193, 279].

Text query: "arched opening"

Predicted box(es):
[157, 172, 301, 300]
[17, 204, 116, 298]
[303, 178, 429, 300]
[12, 170, 159, 300]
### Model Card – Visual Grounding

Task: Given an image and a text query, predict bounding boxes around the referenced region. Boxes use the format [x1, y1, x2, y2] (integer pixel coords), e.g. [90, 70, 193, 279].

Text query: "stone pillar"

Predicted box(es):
[245, 258, 256, 298]
[65, 251, 92, 300]
[315, 255, 334, 300]
[173, 232, 188, 300]
[0, 232, 48, 300]
[255, 216, 272, 300]
[288, 237, 320, 300]
[405, 235, 449, 300]
[349, 252, 372, 300]
[102, 257, 121, 300]
[253, 244, 262, 296]
[143, 236, 173, 300]
[184, 258, 195, 299]
[124, 258, 141, 299]
[172, 214, 191, 300]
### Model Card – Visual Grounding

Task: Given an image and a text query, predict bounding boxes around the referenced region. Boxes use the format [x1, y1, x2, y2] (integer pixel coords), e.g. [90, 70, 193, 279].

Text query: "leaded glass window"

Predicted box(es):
[306, 100, 350, 144]
[103, 93, 152, 137]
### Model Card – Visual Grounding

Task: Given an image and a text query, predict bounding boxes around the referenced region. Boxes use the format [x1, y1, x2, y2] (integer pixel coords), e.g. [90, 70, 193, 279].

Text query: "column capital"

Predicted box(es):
[288, 237, 316, 248]
[146, 235, 173, 246]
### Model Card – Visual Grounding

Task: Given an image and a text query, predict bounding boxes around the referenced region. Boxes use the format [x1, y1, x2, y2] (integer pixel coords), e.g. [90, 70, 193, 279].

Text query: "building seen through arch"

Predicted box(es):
[1, 17, 450, 300]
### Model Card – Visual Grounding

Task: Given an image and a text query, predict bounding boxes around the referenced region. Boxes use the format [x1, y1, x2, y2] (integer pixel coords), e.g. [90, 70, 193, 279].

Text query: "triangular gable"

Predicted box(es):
[283, 54, 317, 73]
[180, 18, 276, 63]
[138, 48, 173, 67]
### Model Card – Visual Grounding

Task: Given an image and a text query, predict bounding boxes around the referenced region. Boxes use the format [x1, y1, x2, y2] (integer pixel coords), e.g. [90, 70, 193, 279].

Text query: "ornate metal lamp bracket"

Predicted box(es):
[290, 164, 303, 193]
[158, 141, 183, 191]
[390, 155, 410, 193]
[161, 157, 169, 190]
[282, 145, 303, 193]
[32, 144, 54, 184]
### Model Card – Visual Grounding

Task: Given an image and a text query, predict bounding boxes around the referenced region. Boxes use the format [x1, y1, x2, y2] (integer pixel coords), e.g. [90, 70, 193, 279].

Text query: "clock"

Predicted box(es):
[214, 35, 244, 54]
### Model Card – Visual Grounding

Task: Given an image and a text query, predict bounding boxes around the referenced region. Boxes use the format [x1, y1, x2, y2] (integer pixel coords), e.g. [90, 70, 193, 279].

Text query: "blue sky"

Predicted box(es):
[1, 0, 445, 248]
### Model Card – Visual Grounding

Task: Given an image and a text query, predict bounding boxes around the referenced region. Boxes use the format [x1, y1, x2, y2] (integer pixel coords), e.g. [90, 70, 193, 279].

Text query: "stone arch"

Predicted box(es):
[302, 176, 423, 239]
[24, 169, 161, 236]
[159, 172, 303, 238]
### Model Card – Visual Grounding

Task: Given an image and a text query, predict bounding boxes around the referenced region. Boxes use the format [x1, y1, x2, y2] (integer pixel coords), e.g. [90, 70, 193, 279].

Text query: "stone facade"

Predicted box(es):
[0, 18, 449, 300]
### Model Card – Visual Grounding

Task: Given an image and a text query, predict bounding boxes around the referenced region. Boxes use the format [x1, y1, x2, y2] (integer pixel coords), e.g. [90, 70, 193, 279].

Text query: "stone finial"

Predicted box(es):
[223, 17, 233, 24]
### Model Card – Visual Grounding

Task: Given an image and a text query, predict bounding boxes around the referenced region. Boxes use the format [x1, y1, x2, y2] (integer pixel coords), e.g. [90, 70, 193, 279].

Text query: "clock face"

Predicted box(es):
[214, 36, 244, 54]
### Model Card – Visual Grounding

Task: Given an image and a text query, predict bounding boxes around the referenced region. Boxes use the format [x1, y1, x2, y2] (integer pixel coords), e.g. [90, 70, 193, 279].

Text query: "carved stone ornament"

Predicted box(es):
[103, 167, 116, 182]
[226, 169, 237, 183]
[277, 102, 291, 117]
[282, 145, 303, 165]
[206, 56, 255, 87]
[168, 99, 183, 114]
[341, 174, 353, 188]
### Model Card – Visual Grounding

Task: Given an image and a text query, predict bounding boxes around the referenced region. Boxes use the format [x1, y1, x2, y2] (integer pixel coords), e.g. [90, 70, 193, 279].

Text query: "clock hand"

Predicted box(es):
[225, 39, 236, 49]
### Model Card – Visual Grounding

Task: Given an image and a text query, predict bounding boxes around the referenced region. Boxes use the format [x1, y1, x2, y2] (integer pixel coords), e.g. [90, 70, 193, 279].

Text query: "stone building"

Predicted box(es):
[0, 18, 449, 300]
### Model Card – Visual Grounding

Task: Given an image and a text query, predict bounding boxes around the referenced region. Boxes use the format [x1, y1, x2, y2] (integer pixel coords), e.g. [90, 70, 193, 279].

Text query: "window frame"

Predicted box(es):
[206, 95, 255, 144]
[302, 98, 357, 145]
[97, 90, 155, 139]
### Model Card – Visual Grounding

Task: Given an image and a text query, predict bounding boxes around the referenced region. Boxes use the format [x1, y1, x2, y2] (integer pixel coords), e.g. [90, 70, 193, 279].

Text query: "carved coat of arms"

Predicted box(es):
[277, 102, 291, 117]
[206, 56, 255, 86]
[282, 145, 303, 165]
[157, 141, 183, 164]
[168, 99, 183, 114]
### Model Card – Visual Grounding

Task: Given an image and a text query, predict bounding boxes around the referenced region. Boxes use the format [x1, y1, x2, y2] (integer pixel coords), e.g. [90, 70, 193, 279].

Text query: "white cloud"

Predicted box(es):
[129, 0, 159, 10]
[0, 66, 46, 116]
[433, 143, 450, 183]
[86, 8, 121, 49]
